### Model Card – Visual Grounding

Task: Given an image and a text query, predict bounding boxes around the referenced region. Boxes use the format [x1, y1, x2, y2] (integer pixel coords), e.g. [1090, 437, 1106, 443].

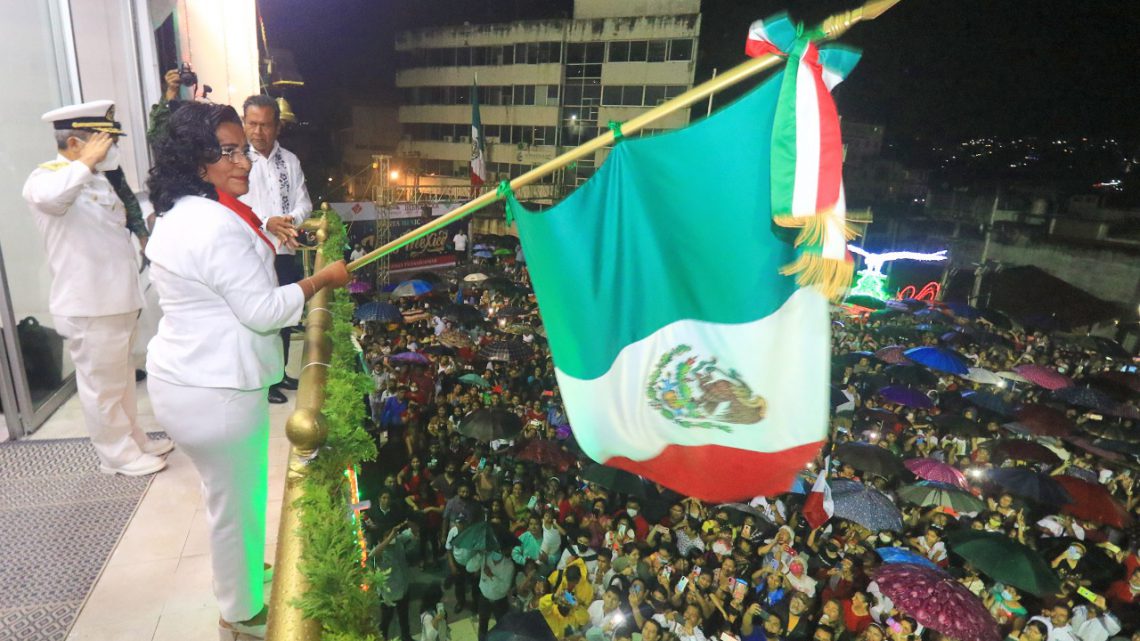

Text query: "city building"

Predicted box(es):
[392, 0, 701, 191]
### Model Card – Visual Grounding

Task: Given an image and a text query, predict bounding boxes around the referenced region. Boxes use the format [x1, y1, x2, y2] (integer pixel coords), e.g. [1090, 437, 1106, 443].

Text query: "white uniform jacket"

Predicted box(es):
[22, 155, 144, 317]
[238, 142, 312, 256]
[144, 195, 305, 390]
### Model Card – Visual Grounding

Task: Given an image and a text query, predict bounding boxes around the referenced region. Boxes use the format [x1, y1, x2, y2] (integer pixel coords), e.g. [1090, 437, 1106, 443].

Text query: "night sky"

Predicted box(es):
[261, 0, 1140, 150]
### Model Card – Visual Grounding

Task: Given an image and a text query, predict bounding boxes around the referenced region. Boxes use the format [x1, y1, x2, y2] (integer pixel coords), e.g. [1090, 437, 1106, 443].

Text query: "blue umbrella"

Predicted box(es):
[943, 301, 981, 319]
[984, 468, 1072, 505]
[391, 279, 433, 298]
[876, 547, 941, 570]
[389, 351, 430, 365]
[903, 347, 969, 376]
[831, 479, 904, 531]
[474, 250, 494, 258]
[877, 385, 934, 409]
[354, 301, 403, 323]
[1052, 386, 1118, 412]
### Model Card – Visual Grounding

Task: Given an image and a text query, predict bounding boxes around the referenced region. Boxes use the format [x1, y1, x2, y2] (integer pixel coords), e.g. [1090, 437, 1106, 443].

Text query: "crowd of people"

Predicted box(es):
[349, 245, 1140, 641]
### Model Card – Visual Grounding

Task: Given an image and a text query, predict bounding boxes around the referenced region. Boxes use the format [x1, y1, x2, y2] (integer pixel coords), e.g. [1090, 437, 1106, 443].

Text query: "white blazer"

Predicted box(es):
[144, 195, 304, 390]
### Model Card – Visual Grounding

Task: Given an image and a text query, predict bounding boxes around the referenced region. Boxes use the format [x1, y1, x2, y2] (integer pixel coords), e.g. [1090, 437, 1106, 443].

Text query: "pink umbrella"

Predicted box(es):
[1013, 364, 1073, 391]
[874, 563, 1000, 641]
[874, 345, 911, 365]
[904, 458, 968, 490]
[1014, 403, 1075, 437]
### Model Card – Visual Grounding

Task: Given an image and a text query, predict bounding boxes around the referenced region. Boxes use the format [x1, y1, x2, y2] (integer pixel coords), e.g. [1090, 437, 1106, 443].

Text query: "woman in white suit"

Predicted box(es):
[144, 103, 349, 638]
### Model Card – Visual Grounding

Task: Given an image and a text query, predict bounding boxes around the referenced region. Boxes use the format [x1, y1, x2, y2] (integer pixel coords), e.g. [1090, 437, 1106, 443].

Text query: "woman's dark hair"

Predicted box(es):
[147, 102, 242, 214]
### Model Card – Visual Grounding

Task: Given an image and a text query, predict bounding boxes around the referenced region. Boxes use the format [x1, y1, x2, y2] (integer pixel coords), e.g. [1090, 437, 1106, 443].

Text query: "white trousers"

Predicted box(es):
[147, 376, 269, 622]
[54, 312, 148, 467]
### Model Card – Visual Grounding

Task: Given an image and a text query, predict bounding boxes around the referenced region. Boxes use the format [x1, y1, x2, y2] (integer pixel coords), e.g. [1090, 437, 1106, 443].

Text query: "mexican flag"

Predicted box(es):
[507, 26, 857, 500]
[803, 457, 834, 529]
[470, 80, 487, 186]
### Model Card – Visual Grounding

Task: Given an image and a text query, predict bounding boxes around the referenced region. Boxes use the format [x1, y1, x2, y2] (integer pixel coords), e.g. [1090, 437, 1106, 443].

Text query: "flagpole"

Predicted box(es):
[346, 0, 901, 273]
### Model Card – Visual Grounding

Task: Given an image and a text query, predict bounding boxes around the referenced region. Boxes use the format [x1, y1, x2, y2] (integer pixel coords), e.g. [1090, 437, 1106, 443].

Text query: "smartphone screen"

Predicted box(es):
[732, 578, 747, 602]
[675, 576, 689, 593]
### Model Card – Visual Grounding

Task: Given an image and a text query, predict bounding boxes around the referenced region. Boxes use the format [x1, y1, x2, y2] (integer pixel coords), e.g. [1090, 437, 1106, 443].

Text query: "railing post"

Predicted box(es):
[266, 216, 333, 641]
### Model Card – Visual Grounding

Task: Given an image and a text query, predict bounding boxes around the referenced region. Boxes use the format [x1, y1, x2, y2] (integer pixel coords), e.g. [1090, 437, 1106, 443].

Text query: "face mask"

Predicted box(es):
[95, 143, 120, 172]
[627, 508, 638, 518]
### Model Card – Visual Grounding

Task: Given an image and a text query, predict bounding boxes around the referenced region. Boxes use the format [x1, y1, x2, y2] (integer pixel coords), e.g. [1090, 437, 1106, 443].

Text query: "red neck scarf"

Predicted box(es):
[215, 188, 275, 252]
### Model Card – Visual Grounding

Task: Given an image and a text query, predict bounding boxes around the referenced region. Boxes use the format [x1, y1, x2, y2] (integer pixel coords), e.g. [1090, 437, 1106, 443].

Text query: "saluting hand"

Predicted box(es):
[78, 132, 113, 172]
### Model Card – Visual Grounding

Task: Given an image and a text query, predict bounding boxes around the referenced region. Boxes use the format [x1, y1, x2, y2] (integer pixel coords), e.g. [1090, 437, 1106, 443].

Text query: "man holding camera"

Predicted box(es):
[239, 94, 312, 403]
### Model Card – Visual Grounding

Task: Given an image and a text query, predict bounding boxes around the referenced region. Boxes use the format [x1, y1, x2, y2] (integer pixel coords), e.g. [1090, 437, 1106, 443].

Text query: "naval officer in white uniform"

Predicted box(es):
[22, 100, 172, 476]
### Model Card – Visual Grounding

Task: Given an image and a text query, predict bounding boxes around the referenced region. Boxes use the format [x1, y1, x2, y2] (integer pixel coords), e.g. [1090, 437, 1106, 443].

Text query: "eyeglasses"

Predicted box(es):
[218, 146, 253, 163]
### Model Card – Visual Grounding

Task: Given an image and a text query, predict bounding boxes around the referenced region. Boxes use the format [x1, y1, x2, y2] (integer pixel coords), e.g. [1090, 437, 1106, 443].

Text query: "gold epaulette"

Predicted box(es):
[38, 160, 69, 171]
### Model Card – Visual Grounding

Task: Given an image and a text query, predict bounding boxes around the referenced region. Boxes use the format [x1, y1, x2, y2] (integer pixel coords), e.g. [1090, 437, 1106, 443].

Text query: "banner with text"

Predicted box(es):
[330, 202, 468, 273]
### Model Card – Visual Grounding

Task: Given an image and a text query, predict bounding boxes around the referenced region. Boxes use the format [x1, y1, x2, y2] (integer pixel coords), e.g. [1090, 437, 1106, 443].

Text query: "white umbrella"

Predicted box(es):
[463, 273, 489, 283]
[963, 367, 1004, 386]
[997, 370, 1030, 384]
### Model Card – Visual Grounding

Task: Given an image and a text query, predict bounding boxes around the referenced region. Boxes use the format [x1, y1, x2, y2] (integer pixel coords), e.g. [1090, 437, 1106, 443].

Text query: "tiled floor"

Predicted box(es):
[27, 344, 478, 641]
[28, 369, 293, 641]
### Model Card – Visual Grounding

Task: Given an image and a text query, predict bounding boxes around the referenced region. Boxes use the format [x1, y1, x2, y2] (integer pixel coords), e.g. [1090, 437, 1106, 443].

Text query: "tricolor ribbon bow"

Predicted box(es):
[746, 14, 862, 299]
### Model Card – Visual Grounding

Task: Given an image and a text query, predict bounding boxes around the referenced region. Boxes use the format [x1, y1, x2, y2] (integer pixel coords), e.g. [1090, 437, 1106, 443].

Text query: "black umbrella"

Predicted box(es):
[884, 364, 940, 388]
[1053, 386, 1119, 413]
[834, 351, 884, 367]
[479, 339, 532, 363]
[489, 611, 557, 641]
[961, 390, 1017, 417]
[834, 442, 905, 477]
[423, 345, 456, 357]
[984, 468, 1072, 505]
[931, 414, 986, 437]
[580, 463, 650, 498]
[482, 277, 516, 292]
[442, 303, 484, 325]
[457, 409, 523, 442]
[354, 301, 404, 323]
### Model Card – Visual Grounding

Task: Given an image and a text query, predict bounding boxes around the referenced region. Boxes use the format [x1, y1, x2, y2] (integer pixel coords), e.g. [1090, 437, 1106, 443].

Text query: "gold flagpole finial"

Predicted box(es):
[820, 0, 903, 40]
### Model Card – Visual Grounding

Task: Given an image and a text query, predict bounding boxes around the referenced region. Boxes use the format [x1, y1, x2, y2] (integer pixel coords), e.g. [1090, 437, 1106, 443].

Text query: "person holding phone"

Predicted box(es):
[419, 587, 450, 641]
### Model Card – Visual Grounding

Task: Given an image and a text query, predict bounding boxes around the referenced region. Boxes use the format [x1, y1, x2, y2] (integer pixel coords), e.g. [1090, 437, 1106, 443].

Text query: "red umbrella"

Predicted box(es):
[904, 458, 968, 490]
[991, 439, 1061, 466]
[1014, 364, 1073, 391]
[874, 563, 1000, 641]
[1062, 435, 1124, 462]
[1096, 371, 1140, 393]
[513, 439, 578, 472]
[1053, 475, 1132, 528]
[874, 345, 911, 365]
[1014, 403, 1075, 437]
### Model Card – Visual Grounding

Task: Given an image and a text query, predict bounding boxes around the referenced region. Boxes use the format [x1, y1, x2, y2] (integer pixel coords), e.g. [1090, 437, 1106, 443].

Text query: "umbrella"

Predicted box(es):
[391, 279, 433, 298]
[389, 351, 430, 365]
[983, 468, 1071, 505]
[450, 521, 505, 554]
[1013, 364, 1073, 391]
[513, 439, 578, 472]
[474, 250, 494, 259]
[457, 409, 523, 442]
[479, 339, 532, 363]
[877, 385, 934, 409]
[904, 458, 968, 489]
[943, 301, 981, 319]
[830, 385, 852, 410]
[482, 277, 516, 292]
[996, 370, 1030, 384]
[439, 329, 474, 349]
[875, 547, 941, 570]
[441, 304, 484, 325]
[423, 344, 456, 357]
[1107, 403, 1140, 420]
[473, 243, 491, 251]
[874, 563, 1000, 641]
[458, 373, 491, 388]
[874, 345, 911, 365]
[991, 440, 1062, 466]
[845, 294, 887, 310]
[1090, 437, 1140, 456]
[945, 529, 1060, 596]
[463, 272, 490, 283]
[1097, 371, 1140, 393]
[1053, 475, 1132, 528]
[830, 479, 903, 531]
[1062, 435, 1124, 462]
[1014, 404, 1075, 437]
[1053, 386, 1119, 412]
[500, 323, 535, 336]
[488, 611, 557, 641]
[1039, 537, 1125, 588]
[903, 347, 969, 376]
[884, 365, 940, 388]
[834, 442, 905, 477]
[961, 390, 1017, 417]
[931, 414, 985, 437]
[407, 271, 446, 286]
[493, 248, 513, 256]
[873, 325, 921, 341]
[897, 481, 986, 513]
[580, 464, 650, 498]
[896, 298, 928, 310]
[834, 351, 883, 367]
[855, 408, 911, 431]
[354, 301, 404, 323]
[963, 367, 1005, 386]
[716, 503, 777, 530]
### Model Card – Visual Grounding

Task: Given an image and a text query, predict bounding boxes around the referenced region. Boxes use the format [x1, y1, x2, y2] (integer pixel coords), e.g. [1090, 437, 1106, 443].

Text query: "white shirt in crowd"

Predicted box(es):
[239, 141, 312, 255]
[1069, 605, 1121, 641]
[452, 231, 467, 251]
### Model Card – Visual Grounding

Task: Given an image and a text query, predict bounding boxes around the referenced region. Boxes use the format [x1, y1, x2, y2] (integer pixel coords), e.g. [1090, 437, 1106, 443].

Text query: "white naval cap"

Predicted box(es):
[41, 99, 126, 135]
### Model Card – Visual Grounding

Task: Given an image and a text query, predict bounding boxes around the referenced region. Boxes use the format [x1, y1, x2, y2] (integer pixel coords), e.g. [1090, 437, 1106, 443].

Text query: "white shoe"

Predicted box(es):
[141, 437, 175, 457]
[99, 453, 167, 476]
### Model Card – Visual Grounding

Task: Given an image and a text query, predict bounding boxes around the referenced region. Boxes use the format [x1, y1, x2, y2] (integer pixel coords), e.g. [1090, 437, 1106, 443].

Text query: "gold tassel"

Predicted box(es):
[773, 210, 860, 247]
[779, 254, 855, 301]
